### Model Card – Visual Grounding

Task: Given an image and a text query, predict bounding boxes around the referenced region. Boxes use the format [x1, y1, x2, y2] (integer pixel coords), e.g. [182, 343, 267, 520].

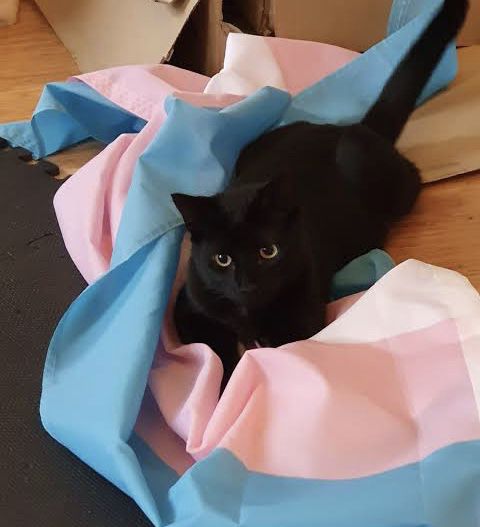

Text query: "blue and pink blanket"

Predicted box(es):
[2, 1, 480, 525]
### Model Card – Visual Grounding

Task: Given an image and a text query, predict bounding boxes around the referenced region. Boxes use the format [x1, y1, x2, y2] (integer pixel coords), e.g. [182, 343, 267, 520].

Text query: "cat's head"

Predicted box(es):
[172, 175, 306, 310]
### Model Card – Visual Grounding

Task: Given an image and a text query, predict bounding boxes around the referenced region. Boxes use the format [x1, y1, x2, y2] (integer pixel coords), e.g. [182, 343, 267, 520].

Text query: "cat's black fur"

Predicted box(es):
[172, 0, 469, 387]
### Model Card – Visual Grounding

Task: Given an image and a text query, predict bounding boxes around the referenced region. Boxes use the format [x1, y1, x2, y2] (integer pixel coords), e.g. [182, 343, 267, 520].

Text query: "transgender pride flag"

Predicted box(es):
[1, 1, 479, 525]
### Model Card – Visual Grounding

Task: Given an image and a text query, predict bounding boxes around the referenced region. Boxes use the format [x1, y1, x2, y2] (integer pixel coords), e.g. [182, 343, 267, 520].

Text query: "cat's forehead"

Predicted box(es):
[201, 219, 276, 250]
[217, 183, 265, 225]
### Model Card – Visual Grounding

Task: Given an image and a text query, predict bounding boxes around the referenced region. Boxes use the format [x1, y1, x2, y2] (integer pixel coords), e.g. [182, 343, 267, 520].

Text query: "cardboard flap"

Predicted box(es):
[271, 0, 480, 50]
[399, 46, 480, 182]
[35, 0, 200, 72]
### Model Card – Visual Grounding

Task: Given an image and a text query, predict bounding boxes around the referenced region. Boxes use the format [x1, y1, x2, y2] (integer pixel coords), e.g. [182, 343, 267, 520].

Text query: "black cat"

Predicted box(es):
[172, 0, 469, 387]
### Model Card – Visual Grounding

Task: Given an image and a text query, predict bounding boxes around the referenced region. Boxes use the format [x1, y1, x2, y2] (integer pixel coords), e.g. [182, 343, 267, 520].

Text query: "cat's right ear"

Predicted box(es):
[171, 193, 217, 238]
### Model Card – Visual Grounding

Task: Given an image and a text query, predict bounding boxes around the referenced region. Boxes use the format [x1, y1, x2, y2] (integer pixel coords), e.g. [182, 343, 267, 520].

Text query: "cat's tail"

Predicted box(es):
[362, 0, 469, 143]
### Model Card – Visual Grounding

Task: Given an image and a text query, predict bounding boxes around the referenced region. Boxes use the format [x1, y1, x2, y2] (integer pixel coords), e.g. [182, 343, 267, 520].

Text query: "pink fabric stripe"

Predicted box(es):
[54, 111, 167, 283]
[265, 37, 359, 94]
[145, 250, 480, 479]
[150, 314, 480, 479]
[76, 65, 211, 121]
[218, 319, 480, 479]
[135, 388, 194, 475]
[77, 64, 246, 122]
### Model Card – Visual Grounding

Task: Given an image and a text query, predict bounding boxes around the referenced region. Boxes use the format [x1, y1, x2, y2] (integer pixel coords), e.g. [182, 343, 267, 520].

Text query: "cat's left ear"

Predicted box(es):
[171, 193, 218, 237]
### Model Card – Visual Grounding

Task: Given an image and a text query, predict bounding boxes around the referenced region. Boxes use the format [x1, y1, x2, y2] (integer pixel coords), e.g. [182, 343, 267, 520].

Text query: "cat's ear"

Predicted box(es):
[171, 193, 218, 237]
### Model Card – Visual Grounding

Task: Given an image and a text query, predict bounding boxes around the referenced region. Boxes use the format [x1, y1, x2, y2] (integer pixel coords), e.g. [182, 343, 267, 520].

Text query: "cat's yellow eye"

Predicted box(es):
[214, 254, 232, 268]
[259, 244, 279, 260]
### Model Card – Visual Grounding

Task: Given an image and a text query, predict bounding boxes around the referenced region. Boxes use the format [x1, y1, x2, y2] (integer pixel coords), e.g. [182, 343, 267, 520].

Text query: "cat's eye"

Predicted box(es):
[214, 253, 232, 268]
[259, 244, 279, 260]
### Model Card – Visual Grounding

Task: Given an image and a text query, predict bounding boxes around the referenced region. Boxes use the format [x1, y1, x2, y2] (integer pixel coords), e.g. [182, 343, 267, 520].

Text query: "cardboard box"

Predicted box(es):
[34, 0, 200, 72]
[170, 0, 232, 76]
[399, 45, 480, 183]
[271, 0, 480, 50]
[272, 0, 390, 51]
[172, 0, 480, 76]
[33, 0, 480, 76]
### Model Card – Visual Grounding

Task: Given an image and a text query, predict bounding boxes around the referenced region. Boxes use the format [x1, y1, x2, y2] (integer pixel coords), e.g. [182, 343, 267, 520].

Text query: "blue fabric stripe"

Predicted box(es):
[132, 442, 480, 527]
[330, 249, 395, 300]
[0, 82, 146, 158]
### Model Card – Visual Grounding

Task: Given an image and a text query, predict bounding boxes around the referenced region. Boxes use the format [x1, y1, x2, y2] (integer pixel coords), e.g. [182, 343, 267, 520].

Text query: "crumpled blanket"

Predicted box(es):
[2, 1, 480, 526]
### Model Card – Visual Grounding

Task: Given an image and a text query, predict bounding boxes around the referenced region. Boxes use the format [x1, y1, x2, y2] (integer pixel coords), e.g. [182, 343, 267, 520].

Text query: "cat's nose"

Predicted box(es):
[236, 273, 256, 294]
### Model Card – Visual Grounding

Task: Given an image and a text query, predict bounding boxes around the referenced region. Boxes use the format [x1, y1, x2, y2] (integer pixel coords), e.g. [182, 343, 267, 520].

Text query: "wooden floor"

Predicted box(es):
[0, 0, 102, 176]
[1, 1, 480, 289]
[0, 0, 77, 121]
